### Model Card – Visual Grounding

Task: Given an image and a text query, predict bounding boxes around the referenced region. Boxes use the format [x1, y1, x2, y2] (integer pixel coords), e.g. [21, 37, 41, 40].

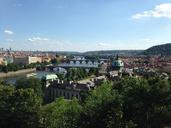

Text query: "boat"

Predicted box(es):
[26, 73, 37, 78]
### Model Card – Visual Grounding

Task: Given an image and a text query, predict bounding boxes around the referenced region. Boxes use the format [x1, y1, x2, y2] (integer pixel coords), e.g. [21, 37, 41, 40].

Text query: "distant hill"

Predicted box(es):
[40, 51, 82, 56]
[144, 43, 171, 56]
[84, 50, 143, 56]
[31, 43, 171, 56]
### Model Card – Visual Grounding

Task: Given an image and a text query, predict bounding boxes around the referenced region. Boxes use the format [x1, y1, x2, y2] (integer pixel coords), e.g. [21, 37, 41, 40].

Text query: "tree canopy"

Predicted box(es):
[0, 76, 170, 128]
[0, 85, 41, 128]
[40, 97, 82, 128]
[15, 77, 43, 98]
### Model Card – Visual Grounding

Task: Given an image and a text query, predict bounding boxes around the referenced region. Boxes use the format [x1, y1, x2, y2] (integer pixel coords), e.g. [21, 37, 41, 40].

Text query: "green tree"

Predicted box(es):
[56, 73, 64, 80]
[113, 77, 171, 128]
[15, 77, 43, 98]
[89, 68, 98, 76]
[41, 97, 82, 128]
[51, 58, 61, 65]
[66, 68, 89, 81]
[7, 63, 19, 71]
[80, 82, 126, 128]
[2, 65, 8, 73]
[0, 85, 41, 128]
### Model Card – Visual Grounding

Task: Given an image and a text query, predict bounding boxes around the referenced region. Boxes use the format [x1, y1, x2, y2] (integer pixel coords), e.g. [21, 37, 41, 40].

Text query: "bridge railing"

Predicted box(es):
[56, 63, 99, 68]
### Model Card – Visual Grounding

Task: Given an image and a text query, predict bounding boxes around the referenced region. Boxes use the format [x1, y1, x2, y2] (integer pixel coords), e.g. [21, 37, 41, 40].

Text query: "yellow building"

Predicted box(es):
[0, 57, 5, 65]
[41, 56, 51, 63]
[14, 56, 42, 65]
[28, 56, 42, 64]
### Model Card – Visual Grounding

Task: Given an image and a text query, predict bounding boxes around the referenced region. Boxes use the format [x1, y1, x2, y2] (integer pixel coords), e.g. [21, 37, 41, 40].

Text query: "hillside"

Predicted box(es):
[84, 50, 143, 56]
[144, 43, 171, 56]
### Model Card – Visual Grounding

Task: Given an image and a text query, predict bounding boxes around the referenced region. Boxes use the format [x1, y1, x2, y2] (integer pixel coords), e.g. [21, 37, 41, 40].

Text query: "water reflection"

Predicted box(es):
[3, 71, 54, 85]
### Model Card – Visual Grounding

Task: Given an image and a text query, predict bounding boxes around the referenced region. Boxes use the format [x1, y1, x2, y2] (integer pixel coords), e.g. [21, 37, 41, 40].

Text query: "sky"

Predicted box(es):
[1, 0, 171, 52]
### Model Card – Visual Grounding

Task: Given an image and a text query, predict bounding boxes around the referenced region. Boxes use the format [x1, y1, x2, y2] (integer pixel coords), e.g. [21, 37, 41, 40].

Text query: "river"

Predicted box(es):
[2, 71, 55, 85]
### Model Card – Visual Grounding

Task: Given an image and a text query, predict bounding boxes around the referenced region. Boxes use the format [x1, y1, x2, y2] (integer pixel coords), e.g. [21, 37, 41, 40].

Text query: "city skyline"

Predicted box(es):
[1, 0, 171, 52]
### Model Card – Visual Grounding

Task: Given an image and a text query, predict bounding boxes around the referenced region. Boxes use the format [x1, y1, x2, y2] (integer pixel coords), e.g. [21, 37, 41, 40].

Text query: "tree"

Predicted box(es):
[0, 85, 41, 128]
[168, 75, 171, 85]
[15, 77, 43, 98]
[113, 77, 171, 128]
[0, 76, 170, 128]
[7, 63, 19, 71]
[41, 97, 82, 128]
[51, 58, 61, 65]
[56, 73, 64, 80]
[89, 68, 98, 76]
[2, 65, 8, 73]
[10, 89, 41, 128]
[79, 82, 126, 128]
[0, 84, 15, 127]
[80, 77, 171, 128]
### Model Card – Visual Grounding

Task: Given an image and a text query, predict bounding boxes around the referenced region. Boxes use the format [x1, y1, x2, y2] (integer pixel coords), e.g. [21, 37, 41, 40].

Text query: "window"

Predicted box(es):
[59, 90, 62, 96]
[76, 94, 79, 99]
[67, 93, 70, 99]
[56, 90, 58, 97]
[71, 94, 74, 98]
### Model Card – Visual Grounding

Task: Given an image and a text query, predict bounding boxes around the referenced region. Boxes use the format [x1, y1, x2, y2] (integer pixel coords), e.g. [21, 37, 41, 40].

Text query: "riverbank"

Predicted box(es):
[0, 68, 36, 78]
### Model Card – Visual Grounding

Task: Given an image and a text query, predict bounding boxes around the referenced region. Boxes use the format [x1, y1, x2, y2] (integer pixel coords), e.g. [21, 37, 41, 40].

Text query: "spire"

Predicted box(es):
[116, 54, 119, 60]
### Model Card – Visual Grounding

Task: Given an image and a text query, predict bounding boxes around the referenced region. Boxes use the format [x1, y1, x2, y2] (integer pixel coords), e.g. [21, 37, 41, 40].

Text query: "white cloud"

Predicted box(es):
[5, 37, 169, 51]
[27, 37, 49, 42]
[132, 3, 171, 19]
[24, 38, 116, 52]
[6, 39, 14, 42]
[14, 37, 168, 51]
[97, 42, 109, 46]
[4, 30, 14, 35]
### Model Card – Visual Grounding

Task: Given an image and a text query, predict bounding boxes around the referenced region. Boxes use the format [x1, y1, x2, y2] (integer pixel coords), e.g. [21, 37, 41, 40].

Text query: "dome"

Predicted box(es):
[42, 74, 58, 81]
[112, 59, 124, 67]
[111, 56, 124, 70]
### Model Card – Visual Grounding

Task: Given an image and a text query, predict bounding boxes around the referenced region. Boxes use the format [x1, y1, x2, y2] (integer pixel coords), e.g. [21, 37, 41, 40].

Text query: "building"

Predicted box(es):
[111, 55, 124, 71]
[0, 56, 13, 65]
[45, 75, 106, 102]
[0, 57, 5, 65]
[13, 56, 42, 65]
[41, 56, 51, 63]
[47, 81, 91, 101]
[41, 74, 58, 87]
[28, 56, 42, 64]
[13, 56, 28, 65]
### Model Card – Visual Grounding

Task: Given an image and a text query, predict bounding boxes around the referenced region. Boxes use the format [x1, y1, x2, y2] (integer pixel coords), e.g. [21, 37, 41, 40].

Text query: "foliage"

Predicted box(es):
[65, 68, 88, 81]
[78, 77, 171, 128]
[51, 58, 61, 65]
[113, 77, 171, 128]
[0, 85, 41, 128]
[0, 61, 50, 73]
[56, 73, 65, 80]
[0, 63, 19, 73]
[89, 68, 99, 76]
[144, 43, 171, 55]
[84, 55, 99, 61]
[0, 76, 170, 128]
[40, 97, 82, 128]
[79, 82, 126, 128]
[15, 77, 43, 98]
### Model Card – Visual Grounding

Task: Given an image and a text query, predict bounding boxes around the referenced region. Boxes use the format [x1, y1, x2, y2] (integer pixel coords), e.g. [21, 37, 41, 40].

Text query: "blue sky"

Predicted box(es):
[1, 0, 171, 52]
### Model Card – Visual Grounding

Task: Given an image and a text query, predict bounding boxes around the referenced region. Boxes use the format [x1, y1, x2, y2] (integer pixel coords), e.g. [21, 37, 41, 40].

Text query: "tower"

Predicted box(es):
[111, 55, 124, 71]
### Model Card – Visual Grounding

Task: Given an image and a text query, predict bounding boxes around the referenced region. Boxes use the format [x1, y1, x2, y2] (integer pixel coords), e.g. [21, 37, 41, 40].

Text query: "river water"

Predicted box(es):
[2, 71, 55, 85]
